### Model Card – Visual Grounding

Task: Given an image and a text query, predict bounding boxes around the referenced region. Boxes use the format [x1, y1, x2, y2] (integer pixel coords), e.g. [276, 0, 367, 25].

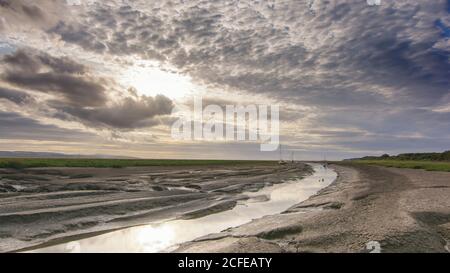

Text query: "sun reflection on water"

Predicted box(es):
[135, 225, 176, 253]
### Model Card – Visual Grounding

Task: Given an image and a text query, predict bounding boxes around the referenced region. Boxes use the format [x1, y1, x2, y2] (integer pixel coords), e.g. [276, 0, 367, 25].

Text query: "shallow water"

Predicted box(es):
[30, 164, 336, 253]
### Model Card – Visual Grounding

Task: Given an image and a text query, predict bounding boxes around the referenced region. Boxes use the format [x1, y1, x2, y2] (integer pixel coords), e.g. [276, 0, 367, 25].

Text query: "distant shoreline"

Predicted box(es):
[0, 158, 277, 169]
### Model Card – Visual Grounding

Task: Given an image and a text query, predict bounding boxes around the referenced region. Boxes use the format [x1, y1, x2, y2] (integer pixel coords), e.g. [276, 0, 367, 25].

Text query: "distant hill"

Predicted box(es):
[0, 151, 136, 159]
[345, 151, 450, 162]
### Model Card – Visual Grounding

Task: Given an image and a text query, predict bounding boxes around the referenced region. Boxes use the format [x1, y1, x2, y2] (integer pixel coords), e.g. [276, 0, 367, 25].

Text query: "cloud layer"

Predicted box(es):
[0, 0, 449, 159]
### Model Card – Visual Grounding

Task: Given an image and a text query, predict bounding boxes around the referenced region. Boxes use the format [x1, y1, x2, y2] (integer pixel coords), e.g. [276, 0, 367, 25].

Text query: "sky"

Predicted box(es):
[0, 0, 449, 160]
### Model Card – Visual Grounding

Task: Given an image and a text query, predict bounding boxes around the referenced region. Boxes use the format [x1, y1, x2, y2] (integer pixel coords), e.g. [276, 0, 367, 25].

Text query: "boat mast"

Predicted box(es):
[279, 144, 282, 162]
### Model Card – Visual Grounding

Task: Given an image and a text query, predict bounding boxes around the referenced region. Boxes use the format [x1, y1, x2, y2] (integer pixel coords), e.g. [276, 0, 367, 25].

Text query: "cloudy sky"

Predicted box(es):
[0, 0, 449, 160]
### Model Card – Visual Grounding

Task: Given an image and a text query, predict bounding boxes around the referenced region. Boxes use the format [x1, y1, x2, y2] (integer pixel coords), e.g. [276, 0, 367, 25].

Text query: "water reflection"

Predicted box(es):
[30, 164, 336, 253]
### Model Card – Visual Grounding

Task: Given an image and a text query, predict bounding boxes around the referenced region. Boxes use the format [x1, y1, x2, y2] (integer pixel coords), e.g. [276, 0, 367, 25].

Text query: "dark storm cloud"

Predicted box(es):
[1, 50, 107, 106]
[0, 86, 33, 104]
[3, 72, 108, 107]
[2, 50, 42, 73]
[20, 4, 44, 20]
[51, 94, 174, 129]
[50, 22, 108, 53]
[0, 0, 44, 20]
[2, 50, 87, 76]
[0, 0, 69, 31]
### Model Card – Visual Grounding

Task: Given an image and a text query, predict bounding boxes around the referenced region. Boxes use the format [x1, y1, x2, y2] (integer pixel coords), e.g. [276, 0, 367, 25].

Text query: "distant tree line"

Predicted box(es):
[346, 151, 450, 162]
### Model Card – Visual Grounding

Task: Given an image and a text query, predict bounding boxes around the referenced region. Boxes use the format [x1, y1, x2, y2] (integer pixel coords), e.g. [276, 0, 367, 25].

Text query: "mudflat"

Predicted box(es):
[0, 163, 311, 252]
[176, 164, 450, 253]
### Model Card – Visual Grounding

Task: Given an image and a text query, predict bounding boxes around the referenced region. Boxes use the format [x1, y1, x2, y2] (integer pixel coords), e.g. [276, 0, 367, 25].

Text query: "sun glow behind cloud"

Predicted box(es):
[119, 60, 197, 100]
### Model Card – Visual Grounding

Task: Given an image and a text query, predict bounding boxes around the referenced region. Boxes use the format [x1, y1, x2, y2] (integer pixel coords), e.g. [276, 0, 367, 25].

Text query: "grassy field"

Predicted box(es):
[351, 160, 450, 172]
[0, 158, 275, 169]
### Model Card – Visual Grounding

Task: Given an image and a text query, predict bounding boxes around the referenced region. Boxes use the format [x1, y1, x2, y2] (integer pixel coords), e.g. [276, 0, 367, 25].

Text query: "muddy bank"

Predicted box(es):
[176, 164, 450, 253]
[27, 164, 333, 253]
[0, 163, 311, 252]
